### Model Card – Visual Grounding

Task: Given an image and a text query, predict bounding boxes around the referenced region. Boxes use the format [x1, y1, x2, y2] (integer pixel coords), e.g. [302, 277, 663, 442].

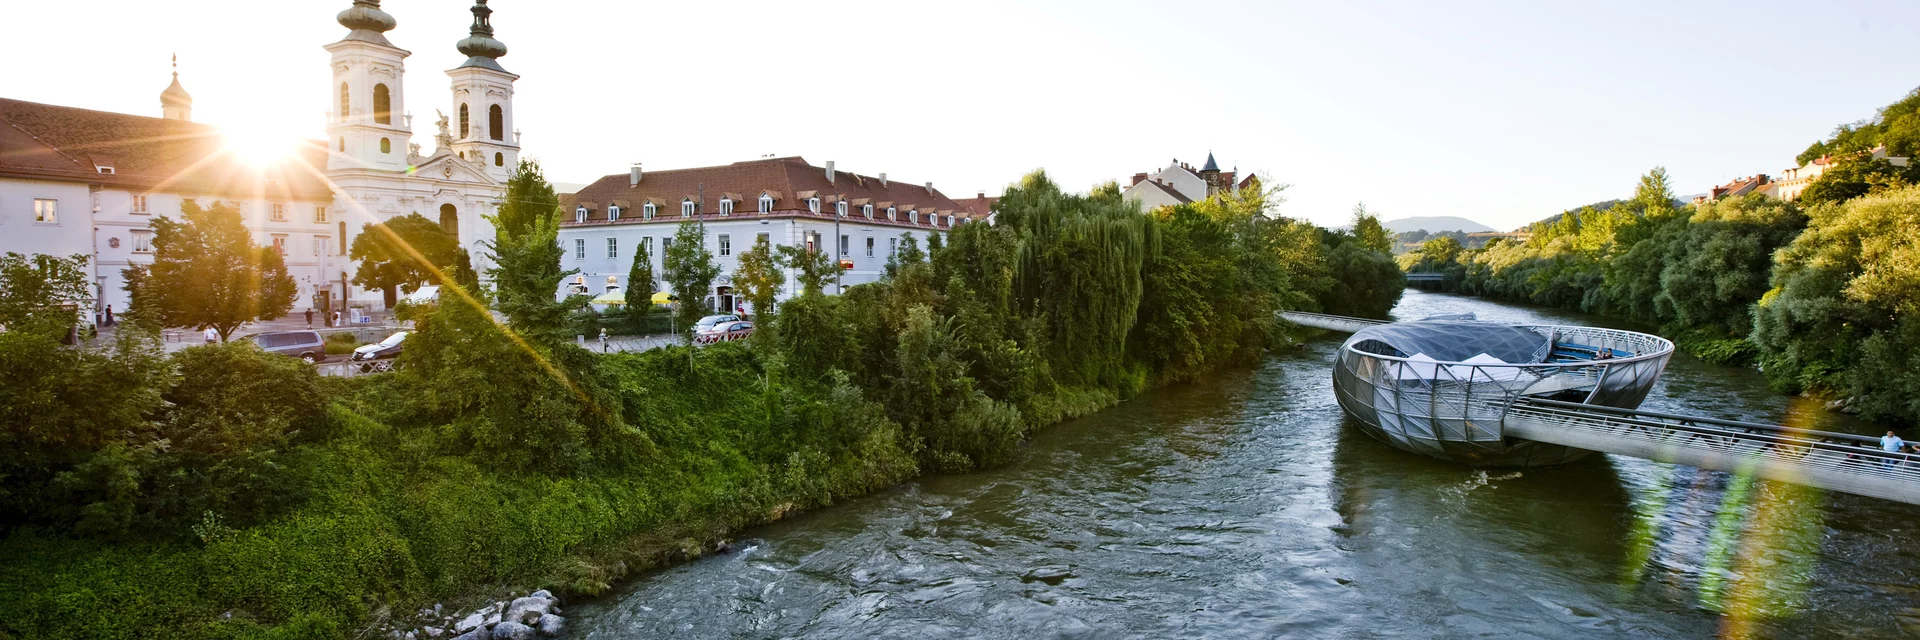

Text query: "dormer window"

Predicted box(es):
[808, 197, 821, 214]
[681, 200, 696, 217]
[576, 207, 588, 223]
[759, 194, 773, 213]
[643, 202, 656, 220]
[836, 201, 848, 217]
[863, 204, 874, 219]
[887, 207, 896, 221]
[608, 205, 622, 221]
[909, 210, 920, 225]
[946, 215, 954, 227]
[719, 198, 734, 216]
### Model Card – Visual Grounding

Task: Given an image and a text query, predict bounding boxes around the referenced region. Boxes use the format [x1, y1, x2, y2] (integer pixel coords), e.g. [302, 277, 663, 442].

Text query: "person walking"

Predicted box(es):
[332, 310, 342, 327]
[203, 326, 219, 344]
[1883, 430, 1906, 469]
[104, 305, 115, 327]
[598, 328, 610, 353]
[305, 308, 314, 328]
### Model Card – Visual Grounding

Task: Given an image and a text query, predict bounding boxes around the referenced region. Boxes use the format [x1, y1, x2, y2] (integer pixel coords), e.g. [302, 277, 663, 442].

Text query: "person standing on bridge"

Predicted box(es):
[1884, 431, 1907, 468]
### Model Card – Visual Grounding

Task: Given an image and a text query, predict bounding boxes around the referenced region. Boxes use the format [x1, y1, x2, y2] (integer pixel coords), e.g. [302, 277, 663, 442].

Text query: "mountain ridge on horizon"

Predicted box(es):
[1381, 215, 1497, 234]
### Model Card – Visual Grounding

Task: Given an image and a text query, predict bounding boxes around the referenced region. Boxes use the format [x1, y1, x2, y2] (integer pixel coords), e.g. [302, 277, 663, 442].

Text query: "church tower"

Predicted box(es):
[323, 0, 412, 172]
[447, 0, 519, 182]
[160, 54, 193, 121]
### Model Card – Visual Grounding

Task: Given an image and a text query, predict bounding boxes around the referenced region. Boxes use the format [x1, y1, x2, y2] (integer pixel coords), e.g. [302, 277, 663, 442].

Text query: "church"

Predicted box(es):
[0, 0, 521, 318]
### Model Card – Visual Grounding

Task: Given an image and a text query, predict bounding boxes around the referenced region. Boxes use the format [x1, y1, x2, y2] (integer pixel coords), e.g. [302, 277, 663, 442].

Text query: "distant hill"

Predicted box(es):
[553, 182, 589, 195]
[1382, 216, 1496, 234]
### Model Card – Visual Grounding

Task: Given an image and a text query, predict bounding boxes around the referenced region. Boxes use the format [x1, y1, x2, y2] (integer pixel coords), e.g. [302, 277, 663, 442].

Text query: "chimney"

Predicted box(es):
[825, 161, 836, 184]
[977, 191, 986, 200]
[879, 172, 888, 187]
[630, 163, 642, 186]
[1131, 172, 1147, 186]
[925, 181, 934, 194]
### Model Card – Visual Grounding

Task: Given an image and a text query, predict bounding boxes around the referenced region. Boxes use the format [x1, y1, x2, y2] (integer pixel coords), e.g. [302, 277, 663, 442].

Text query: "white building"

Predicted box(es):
[558, 158, 995, 314]
[1764, 145, 1911, 202]
[1121, 153, 1259, 212]
[0, 0, 519, 318]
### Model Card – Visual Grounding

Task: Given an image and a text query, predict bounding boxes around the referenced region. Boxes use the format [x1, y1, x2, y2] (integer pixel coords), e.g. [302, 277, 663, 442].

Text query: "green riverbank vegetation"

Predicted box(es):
[0, 165, 1403, 638]
[1400, 88, 1920, 425]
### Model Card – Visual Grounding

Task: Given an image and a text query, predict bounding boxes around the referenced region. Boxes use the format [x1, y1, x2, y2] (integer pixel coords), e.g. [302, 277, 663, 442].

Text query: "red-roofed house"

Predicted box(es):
[558, 157, 984, 313]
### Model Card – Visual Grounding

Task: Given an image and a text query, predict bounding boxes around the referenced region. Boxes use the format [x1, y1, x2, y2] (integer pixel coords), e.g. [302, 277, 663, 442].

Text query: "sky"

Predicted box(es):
[7, 0, 1917, 230]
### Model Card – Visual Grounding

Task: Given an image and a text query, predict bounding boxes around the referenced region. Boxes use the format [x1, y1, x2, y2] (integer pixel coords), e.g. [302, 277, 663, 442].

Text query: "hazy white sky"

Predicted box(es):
[8, 1, 1917, 229]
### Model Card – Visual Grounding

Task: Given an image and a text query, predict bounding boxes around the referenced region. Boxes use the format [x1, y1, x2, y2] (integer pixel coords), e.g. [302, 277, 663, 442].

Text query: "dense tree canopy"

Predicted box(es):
[0, 252, 92, 338]
[349, 213, 469, 296]
[129, 200, 296, 340]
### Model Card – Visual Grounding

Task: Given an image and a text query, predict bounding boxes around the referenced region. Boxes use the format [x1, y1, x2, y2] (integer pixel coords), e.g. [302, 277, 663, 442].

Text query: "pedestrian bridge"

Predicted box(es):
[1280, 311, 1920, 506]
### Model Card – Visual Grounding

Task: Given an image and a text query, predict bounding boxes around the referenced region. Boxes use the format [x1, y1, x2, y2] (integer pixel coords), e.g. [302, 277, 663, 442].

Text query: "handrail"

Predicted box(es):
[1519, 397, 1881, 447]
[1345, 323, 1674, 369]
[1505, 402, 1920, 474]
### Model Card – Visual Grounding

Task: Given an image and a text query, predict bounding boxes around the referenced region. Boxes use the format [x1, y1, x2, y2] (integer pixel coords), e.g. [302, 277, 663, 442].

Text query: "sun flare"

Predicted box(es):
[220, 120, 307, 169]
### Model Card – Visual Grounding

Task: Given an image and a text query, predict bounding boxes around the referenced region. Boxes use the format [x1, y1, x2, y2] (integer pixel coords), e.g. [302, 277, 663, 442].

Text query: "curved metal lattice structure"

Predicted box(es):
[1332, 319, 1674, 467]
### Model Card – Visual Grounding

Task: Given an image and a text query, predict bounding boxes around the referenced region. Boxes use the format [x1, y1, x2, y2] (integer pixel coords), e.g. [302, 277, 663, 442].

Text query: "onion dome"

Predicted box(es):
[337, 0, 398, 46]
[455, 0, 509, 72]
[160, 55, 192, 107]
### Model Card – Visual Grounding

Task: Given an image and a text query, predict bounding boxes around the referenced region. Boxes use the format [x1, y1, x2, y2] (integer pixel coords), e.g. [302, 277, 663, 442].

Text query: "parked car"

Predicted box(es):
[692, 314, 740, 334]
[695, 320, 754, 344]
[351, 331, 408, 362]
[248, 330, 326, 363]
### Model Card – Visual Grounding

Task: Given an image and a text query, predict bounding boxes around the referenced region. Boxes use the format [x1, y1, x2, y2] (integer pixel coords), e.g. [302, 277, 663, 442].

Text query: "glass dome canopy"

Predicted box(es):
[1332, 317, 1674, 467]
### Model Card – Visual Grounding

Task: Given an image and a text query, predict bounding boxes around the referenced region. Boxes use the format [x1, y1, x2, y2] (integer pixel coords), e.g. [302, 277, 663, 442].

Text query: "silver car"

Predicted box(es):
[249, 330, 326, 363]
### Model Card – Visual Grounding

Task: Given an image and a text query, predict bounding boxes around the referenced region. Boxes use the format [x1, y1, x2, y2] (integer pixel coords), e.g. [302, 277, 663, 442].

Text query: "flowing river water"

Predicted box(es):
[571, 291, 1920, 638]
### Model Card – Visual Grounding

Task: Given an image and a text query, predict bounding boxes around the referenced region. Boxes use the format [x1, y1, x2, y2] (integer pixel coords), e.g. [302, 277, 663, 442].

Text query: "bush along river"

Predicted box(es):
[566, 290, 1920, 638]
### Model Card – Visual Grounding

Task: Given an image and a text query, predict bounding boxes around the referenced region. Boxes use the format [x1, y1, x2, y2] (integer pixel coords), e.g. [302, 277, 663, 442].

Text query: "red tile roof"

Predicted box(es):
[562, 157, 977, 230]
[0, 97, 332, 199]
[953, 194, 999, 218]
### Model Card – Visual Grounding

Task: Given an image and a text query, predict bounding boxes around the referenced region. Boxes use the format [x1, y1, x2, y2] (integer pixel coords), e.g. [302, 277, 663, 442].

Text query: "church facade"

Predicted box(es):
[0, 0, 520, 319]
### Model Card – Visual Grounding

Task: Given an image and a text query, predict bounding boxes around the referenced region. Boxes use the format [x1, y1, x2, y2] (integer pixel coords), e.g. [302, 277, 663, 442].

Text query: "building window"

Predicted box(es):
[642, 237, 654, 258]
[609, 205, 621, 222]
[271, 204, 288, 222]
[808, 197, 820, 214]
[339, 221, 349, 255]
[718, 234, 732, 257]
[338, 137, 346, 152]
[607, 237, 618, 259]
[339, 83, 349, 122]
[131, 195, 149, 214]
[888, 237, 897, 256]
[459, 104, 470, 139]
[756, 232, 770, 247]
[719, 199, 734, 216]
[374, 84, 392, 124]
[840, 234, 849, 256]
[759, 194, 773, 213]
[643, 203, 656, 220]
[271, 234, 288, 256]
[489, 105, 504, 141]
[314, 206, 329, 223]
[576, 207, 588, 223]
[494, 152, 503, 167]
[682, 200, 695, 217]
[380, 138, 391, 154]
[886, 207, 896, 221]
[314, 235, 330, 258]
[34, 199, 56, 224]
[866, 237, 874, 257]
[574, 238, 586, 260]
[909, 210, 919, 225]
[132, 229, 154, 253]
[946, 215, 954, 227]
[836, 201, 848, 217]
[862, 204, 873, 219]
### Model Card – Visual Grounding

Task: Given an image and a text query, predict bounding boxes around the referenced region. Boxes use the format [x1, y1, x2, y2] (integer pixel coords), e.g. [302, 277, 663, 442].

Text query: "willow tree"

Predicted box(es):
[997, 170, 1154, 390]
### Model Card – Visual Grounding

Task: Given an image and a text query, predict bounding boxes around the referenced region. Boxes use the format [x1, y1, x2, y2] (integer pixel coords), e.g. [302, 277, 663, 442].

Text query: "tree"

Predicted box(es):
[776, 243, 837, 295]
[1797, 157, 1920, 207]
[730, 236, 783, 319]
[130, 200, 296, 341]
[627, 241, 655, 302]
[349, 213, 466, 300]
[1420, 235, 1464, 266]
[1351, 203, 1392, 254]
[495, 158, 560, 242]
[662, 222, 721, 333]
[0, 253, 92, 338]
[486, 195, 579, 344]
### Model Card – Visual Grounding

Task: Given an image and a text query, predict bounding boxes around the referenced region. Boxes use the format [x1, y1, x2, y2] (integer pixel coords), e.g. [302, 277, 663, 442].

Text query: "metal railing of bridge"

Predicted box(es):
[1505, 398, 1920, 505]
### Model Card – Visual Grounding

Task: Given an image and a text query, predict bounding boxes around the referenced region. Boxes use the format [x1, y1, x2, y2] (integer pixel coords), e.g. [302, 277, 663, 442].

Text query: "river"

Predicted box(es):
[570, 290, 1920, 638]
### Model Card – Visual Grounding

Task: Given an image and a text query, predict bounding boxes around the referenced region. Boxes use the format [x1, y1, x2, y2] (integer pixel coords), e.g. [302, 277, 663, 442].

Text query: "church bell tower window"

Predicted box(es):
[459, 104, 470, 139]
[373, 84, 391, 124]
[339, 83, 350, 122]
[489, 105, 504, 141]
